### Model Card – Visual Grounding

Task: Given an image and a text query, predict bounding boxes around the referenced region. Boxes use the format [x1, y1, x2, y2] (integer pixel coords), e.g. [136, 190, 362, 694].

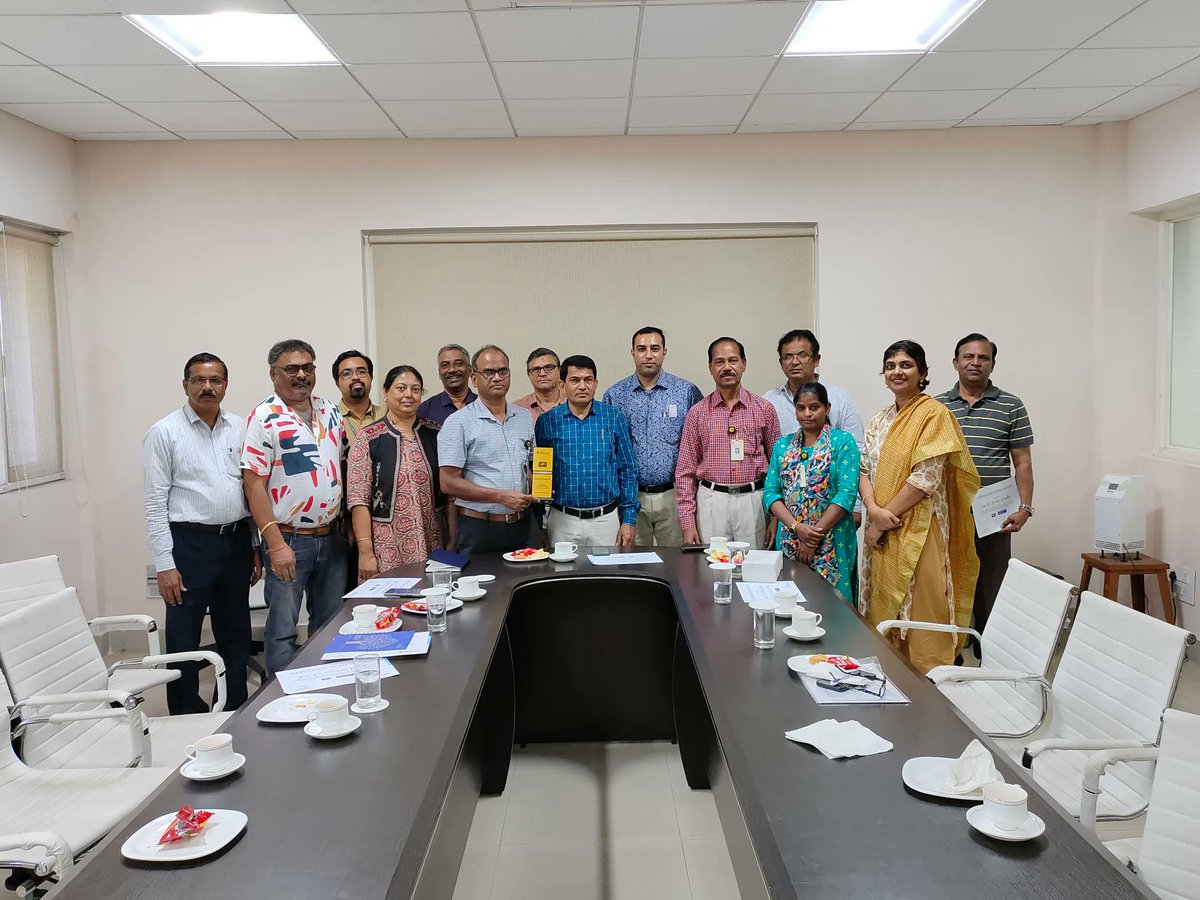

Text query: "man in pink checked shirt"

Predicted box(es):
[675, 337, 782, 548]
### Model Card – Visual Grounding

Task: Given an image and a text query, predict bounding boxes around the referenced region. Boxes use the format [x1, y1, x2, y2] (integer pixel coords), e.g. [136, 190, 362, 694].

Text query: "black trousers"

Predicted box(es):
[165, 522, 253, 715]
[455, 514, 534, 555]
[972, 530, 1012, 638]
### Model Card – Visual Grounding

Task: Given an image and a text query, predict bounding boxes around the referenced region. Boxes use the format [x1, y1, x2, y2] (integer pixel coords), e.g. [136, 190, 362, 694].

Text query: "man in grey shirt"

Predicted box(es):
[143, 352, 260, 714]
[438, 345, 536, 554]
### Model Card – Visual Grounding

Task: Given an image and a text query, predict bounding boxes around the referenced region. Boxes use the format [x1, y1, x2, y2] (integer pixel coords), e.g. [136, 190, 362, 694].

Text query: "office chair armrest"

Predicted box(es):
[89, 614, 161, 656]
[12, 701, 148, 768]
[876, 619, 982, 641]
[927, 667, 1047, 687]
[1023, 738, 1150, 769]
[139, 651, 226, 712]
[0, 832, 73, 878]
[1079, 747, 1160, 831]
[13, 690, 137, 713]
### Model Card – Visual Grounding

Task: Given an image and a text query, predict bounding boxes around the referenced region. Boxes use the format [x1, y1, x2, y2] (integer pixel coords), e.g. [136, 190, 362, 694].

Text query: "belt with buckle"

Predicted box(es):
[278, 520, 340, 537]
[457, 506, 529, 525]
[699, 477, 765, 495]
[552, 499, 619, 520]
[639, 483, 674, 495]
[171, 520, 246, 536]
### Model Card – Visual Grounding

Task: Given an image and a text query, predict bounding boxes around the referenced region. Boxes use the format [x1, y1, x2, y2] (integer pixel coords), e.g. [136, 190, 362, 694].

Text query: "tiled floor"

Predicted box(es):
[450, 742, 739, 900]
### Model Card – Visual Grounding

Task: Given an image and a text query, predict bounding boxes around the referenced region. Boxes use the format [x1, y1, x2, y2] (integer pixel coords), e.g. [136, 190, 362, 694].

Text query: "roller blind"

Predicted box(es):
[368, 226, 816, 400]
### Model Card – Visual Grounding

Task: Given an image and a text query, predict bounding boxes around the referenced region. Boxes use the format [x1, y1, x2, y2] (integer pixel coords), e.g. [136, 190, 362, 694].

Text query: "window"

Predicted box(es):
[0, 220, 64, 488]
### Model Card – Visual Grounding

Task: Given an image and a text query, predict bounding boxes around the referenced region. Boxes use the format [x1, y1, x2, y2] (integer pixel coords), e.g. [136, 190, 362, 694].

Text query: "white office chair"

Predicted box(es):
[0, 555, 178, 699]
[878, 559, 1074, 737]
[1080, 708, 1200, 900]
[0, 587, 230, 770]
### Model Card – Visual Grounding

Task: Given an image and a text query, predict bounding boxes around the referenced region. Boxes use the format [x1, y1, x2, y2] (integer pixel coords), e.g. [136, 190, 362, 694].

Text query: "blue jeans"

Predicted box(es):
[263, 531, 347, 676]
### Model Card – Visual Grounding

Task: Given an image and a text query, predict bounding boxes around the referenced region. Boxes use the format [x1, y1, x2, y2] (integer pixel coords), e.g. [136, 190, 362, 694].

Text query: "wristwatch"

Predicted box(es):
[1018, 504, 1035, 516]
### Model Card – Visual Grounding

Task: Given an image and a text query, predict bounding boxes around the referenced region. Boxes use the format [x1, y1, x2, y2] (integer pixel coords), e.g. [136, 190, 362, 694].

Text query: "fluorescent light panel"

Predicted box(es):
[786, 0, 984, 56]
[128, 13, 336, 65]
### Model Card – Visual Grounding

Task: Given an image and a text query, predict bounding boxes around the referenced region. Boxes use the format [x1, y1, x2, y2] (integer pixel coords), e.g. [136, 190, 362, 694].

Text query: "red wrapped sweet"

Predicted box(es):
[157, 805, 214, 845]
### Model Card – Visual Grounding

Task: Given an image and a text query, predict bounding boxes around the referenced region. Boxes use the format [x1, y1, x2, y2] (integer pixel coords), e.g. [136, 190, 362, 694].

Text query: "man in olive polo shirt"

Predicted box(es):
[937, 333, 1035, 646]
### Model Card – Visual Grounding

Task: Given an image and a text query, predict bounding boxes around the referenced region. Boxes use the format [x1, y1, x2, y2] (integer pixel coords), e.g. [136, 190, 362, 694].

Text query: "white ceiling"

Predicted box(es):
[0, 0, 1198, 140]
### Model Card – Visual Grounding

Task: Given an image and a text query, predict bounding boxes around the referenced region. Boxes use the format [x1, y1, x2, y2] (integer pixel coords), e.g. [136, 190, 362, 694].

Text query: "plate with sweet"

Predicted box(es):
[503, 547, 551, 563]
[706, 548, 731, 564]
[787, 653, 862, 679]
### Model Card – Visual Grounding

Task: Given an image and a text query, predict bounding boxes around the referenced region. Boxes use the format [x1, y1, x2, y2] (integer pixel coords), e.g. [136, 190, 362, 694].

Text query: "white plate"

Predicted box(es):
[902, 756, 987, 802]
[452, 589, 486, 601]
[339, 618, 404, 635]
[120, 809, 248, 863]
[180, 753, 245, 782]
[966, 806, 1045, 842]
[783, 625, 825, 642]
[256, 693, 344, 725]
[400, 598, 464, 615]
[787, 654, 861, 678]
[503, 550, 550, 563]
[549, 553, 578, 562]
[304, 716, 361, 740]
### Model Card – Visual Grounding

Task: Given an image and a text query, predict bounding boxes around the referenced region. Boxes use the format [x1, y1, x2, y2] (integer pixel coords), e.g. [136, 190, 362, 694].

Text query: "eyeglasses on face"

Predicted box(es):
[187, 376, 226, 388]
[475, 368, 511, 381]
[338, 367, 369, 379]
[274, 363, 316, 377]
[527, 363, 558, 376]
[781, 352, 814, 363]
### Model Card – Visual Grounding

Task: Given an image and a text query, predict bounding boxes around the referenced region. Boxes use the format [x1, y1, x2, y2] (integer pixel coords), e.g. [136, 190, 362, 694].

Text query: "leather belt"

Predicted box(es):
[552, 499, 619, 520]
[457, 507, 529, 525]
[699, 477, 765, 495]
[172, 520, 246, 535]
[639, 483, 674, 495]
[278, 521, 340, 537]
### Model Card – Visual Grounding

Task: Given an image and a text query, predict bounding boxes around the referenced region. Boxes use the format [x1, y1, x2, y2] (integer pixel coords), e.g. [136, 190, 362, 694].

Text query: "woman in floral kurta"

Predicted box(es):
[763, 382, 859, 602]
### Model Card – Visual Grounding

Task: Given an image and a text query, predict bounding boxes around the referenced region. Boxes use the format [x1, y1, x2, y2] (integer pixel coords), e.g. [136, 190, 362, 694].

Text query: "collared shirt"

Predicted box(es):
[674, 388, 781, 531]
[764, 380, 865, 447]
[240, 394, 344, 527]
[416, 389, 477, 428]
[143, 404, 250, 572]
[338, 399, 384, 443]
[602, 371, 703, 488]
[437, 399, 534, 516]
[936, 382, 1034, 487]
[535, 400, 639, 526]
[514, 387, 566, 423]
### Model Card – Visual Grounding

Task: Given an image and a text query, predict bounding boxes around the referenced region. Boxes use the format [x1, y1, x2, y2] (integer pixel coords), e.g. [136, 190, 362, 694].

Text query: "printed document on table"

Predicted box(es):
[799, 662, 910, 706]
[736, 581, 804, 604]
[277, 658, 400, 694]
[343, 577, 421, 599]
[585, 552, 664, 566]
[972, 477, 1019, 538]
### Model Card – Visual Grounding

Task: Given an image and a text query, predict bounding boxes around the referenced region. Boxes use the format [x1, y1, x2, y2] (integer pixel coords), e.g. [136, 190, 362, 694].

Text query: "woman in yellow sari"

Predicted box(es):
[858, 340, 980, 674]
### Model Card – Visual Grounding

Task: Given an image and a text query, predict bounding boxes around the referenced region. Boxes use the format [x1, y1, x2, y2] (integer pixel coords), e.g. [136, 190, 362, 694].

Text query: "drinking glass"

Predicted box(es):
[430, 568, 457, 591]
[712, 562, 735, 604]
[749, 600, 779, 649]
[354, 654, 382, 710]
[727, 542, 750, 579]
[425, 588, 449, 633]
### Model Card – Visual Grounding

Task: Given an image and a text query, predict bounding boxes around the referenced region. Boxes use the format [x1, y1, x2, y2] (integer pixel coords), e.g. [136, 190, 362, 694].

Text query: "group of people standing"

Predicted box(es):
[143, 327, 1035, 715]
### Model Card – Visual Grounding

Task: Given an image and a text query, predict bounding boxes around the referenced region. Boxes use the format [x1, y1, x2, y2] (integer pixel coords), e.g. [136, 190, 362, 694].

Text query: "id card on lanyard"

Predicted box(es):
[728, 423, 744, 461]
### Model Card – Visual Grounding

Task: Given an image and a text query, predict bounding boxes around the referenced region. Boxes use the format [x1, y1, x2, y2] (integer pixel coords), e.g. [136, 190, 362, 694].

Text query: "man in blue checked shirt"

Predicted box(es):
[602, 326, 703, 547]
[535, 354, 640, 550]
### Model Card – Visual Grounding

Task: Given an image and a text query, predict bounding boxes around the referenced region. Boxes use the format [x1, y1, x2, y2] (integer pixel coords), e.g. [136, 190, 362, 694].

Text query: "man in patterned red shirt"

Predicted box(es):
[675, 337, 781, 548]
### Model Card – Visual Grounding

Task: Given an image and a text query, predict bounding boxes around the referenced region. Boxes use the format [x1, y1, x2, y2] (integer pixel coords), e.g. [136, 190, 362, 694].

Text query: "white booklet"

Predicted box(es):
[342, 577, 422, 600]
[971, 477, 1019, 538]
[276, 658, 400, 695]
[586, 552, 664, 566]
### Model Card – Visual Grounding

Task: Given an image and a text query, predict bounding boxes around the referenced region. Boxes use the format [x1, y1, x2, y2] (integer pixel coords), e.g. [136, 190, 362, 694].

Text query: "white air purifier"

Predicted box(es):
[1094, 474, 1147, 554]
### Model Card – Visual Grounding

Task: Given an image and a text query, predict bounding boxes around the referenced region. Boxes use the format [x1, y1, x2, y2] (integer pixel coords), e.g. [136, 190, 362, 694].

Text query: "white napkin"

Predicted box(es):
[942, 739, 1003, 794]
[784, 719, 893, 759]
[425, 560, 454, 572]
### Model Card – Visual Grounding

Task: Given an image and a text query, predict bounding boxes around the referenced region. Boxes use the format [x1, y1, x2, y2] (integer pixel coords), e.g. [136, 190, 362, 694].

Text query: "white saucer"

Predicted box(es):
[351, 699, 389, 714]
[774, 604, 798, 618]
[180, 752, 245, 782]
[339, 619, 403, 635]
[452, 589, 487, 601]
[474, 574, 496, 584]
[550, 553, 578, 562]
[783, 625, 825, 642]
[966, 806, 1045, 842]
[121, 809, 247, 863]
[304, 716, 362, 740]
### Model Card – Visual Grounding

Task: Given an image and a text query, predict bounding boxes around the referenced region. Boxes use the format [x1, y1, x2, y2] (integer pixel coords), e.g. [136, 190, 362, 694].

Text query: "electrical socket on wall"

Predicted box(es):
[1171, 565, 1196, 607]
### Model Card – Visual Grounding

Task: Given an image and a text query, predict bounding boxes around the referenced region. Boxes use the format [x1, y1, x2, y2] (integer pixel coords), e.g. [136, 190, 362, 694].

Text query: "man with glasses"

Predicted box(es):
[332, 349, 383, 444]
[515, 347, 566, 423]
[417, 343, 477, 428]
[763, 329, 863, 445]
[242, 339, 347, 676]
[438, 345, 537, 554]
[143, 352, 259, 714]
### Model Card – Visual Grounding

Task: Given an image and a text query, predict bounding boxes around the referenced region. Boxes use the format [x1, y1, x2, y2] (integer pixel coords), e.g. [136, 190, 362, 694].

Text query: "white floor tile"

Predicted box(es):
[466, 793, 509, 847]
[672, 787, 724, 840]
[489, 839, 692, 900]
[452, 843, 499, 900]
[665, 747, 692, 793]
[682, 838, 740, 900]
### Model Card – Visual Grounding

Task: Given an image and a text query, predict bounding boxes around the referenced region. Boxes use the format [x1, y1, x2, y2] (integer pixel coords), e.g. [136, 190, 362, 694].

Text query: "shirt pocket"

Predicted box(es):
[657, 410, 683, 446]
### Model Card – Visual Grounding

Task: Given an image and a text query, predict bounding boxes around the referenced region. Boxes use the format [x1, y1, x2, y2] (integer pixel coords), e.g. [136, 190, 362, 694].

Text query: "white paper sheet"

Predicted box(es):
[320, 632, 432, 661]
[735, 581, 805, 604]
[342, 577, 421, 600]
[798, 660, 910, 706]
[276, 658, 400, 694]
[971, 476, 1020, 538]
[585, 552, 664, 566]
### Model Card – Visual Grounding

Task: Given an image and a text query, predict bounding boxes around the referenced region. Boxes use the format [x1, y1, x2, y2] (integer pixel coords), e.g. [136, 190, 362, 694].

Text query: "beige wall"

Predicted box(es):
[1128, 88, 1200, 215]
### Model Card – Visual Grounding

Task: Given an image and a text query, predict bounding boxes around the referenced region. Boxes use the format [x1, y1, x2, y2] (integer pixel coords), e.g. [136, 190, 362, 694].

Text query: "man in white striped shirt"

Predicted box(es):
[143, 352, 260, 714]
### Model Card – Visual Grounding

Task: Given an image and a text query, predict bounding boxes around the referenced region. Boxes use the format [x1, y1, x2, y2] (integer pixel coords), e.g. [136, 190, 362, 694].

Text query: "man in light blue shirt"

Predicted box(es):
[602, 325, 702, 546]
[763, 329, 864, 446]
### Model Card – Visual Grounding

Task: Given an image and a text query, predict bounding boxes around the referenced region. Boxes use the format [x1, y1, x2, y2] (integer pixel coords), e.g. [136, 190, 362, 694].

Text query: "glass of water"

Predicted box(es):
[423, 587, 449, 633]
[727, 542, 750, 579]
[430, 568, 457, 592]
[354, 654, 382, 711]
[711, 562, 735, 604]
[749, 600, 779, 649]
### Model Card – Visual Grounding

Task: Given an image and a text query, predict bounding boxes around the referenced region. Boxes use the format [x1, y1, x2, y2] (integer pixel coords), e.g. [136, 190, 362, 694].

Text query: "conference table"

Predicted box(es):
[50, 550, 1153, 900]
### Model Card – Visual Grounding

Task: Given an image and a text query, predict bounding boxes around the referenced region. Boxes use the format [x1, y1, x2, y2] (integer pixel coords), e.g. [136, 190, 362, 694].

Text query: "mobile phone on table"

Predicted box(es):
[681, 544, 707, 553]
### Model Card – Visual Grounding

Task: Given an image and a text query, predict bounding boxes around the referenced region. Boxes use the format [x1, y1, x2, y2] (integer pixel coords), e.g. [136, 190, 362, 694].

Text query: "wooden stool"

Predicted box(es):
[1078, 552, 1176, 626]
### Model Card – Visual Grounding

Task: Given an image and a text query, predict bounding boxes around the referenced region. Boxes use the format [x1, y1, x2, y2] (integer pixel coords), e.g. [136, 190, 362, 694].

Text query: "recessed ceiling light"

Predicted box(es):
[127, 13, 337, 66]
[785, 0, 985, 56]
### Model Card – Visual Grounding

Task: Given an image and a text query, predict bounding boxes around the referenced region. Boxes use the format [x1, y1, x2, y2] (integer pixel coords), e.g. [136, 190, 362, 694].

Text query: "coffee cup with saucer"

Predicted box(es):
[551, 541, 578, 562]
[304, 697, 361, 740]
[351, 604, 378, 631]
[783, 608, 824, 642]
[966, 783, 1045, 841]
[451, 575, 486, 600]
[180, 733, 245, 781]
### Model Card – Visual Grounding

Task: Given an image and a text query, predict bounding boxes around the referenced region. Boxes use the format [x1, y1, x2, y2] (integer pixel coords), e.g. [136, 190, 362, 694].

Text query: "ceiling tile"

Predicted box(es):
[0, 1, 114, 11]
[307, 13, 484, 64]
[176, 130, 292, 139]
[494, 60, 632, 100]
[737, 122, 849, 132]
[352, 62, 498, 100]
[126, 100, 279, 130]
[1068, 115, 1127, 125]
[629, 125, 737, 135]
[1081, 83, 1196, 117]
[67, 131, 180, 140]
[634, 57, 775, 97]
[507, 97, 627, 130]
[0, 45, 37, 65]
[639, 2, 807, 59]
[113, 0, 291, 11]
[857, 89, 1002, 122]
[0, 15, 184, 65]
[293, 0, 466, 11]
[1024, 47, 1200, 88]
[253, 100, 394, 131]
[475, 8, 639, 62]
[1152, 55, 1200, 84]
[291, 129, 405, 138]
[846, 120, 960, 130]
[938, 0, 1142, 51]
[0, 100, 156, 132]
[56, 64, 235, 101]
[1085, 0, 1200, 48]
[957, 116, 1068, 127]
[404, 127, 513, 137]
[379, 97, 509, 129]
[517, 126, 624, 136]
[204, 65, 368, 101]
[628, 95, 751, 127]
[976, 85, 1127, 117]
[744, 92, 876, 125]
[893, 50, 1061, 91]
[0, 65, 105, 102]
[763, 54, 914, 94]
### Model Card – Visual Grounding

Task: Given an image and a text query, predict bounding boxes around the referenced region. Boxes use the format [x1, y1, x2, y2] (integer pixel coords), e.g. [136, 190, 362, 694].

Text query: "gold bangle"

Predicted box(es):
[258, 520, 279, 538]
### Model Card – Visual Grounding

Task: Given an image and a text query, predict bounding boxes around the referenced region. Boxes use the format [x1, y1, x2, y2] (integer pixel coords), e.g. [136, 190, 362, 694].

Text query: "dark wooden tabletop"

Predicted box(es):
[49, 550, 1152, 900]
